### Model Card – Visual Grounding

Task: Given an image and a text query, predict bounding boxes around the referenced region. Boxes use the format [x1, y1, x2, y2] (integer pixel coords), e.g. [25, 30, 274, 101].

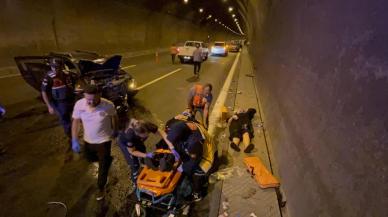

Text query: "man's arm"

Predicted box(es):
[203, 102, 210, 127]
[187, 87, 194, 109]
[72, 118, 81, 140]
[41, 91, 55, 114]
[158, 129, 175, 150]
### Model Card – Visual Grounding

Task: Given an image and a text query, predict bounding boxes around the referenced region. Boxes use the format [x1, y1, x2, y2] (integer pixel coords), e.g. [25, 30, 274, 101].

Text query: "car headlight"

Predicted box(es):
[128, 79, 137, 90]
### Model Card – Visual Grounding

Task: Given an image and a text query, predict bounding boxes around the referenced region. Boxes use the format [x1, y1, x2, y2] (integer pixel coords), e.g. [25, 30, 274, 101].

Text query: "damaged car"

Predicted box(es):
[14, 51, 138, 114]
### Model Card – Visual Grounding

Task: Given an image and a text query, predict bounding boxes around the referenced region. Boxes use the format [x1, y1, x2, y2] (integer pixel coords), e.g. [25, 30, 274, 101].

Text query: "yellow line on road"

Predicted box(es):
[137, 68, 182, 90]
[121, 65, 136, 69]
[0, 74, 20, 79]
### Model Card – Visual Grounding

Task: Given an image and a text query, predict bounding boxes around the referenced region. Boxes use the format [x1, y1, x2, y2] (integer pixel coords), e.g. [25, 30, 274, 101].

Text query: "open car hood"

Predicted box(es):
[78, 55, 122, 75]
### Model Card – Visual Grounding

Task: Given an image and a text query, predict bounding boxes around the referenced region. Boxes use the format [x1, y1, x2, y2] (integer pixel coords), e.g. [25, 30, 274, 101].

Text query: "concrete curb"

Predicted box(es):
[207, 52, 241, 217]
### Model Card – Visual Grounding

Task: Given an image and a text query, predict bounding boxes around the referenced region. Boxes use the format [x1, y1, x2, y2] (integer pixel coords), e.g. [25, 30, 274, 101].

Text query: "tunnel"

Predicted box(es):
[0, 0, 387, 217]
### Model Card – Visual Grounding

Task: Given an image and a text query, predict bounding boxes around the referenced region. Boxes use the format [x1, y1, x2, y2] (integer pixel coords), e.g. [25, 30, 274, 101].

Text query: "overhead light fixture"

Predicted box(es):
[228, 7, 234, 12]
[183, 0, 189, 4]
[234, 18, 237, 21]
[215, 18, 218, 22]
[232, 14, 236, 18]
[207, 14, 212, 19]
[199, 8, 204, 13]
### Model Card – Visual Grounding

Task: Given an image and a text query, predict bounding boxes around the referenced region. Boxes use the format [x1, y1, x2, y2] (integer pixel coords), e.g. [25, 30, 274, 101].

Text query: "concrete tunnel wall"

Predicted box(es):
[243, 0, 388, 216]
[0, 0, 233, 67]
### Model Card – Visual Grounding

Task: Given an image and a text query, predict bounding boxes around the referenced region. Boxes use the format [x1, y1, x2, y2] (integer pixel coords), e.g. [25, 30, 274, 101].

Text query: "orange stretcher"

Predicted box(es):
[136, 149, 182, 197]
[137, 167, 182, 197]
[244, 156, 280, 189]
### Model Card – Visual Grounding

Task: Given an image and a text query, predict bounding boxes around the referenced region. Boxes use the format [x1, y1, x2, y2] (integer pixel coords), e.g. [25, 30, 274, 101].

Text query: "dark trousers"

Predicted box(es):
[118, 141, 142, 184]
[52, 101, 73, 138]
[193, 61, 201, 74]
[84, 141, 112, 191]
[171, 54, 176, 64]
[182, 159, 205, 194]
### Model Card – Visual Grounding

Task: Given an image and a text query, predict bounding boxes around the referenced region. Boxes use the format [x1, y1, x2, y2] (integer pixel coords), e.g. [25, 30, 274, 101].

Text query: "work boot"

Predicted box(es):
[244, 144, 255, 153]
[192, 192, 202, 202]
[230, 143, 240, 152]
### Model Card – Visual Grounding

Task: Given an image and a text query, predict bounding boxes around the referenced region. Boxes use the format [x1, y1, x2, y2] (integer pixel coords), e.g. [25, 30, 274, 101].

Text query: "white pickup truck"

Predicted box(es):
[177, 41, 209, 63]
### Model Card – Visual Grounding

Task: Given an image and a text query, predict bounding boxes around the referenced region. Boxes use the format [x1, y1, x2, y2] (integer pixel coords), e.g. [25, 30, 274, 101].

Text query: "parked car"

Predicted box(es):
[177, 41, 209, 63]
[211, 41, 228, 56]
[14, 51, 138, 114]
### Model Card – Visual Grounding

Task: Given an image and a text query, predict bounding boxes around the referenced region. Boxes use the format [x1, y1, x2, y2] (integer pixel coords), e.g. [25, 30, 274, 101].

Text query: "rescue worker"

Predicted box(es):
[228, 108, 256, 153]
[165, 120, 215, 201]
[170, 43, 179, 64]
[192, 43, 203, 78]
[71, 84, 118, 200]
[187, 83, 213, 129]
[41, 57, 76, 141]
[117, 118, 160, 186]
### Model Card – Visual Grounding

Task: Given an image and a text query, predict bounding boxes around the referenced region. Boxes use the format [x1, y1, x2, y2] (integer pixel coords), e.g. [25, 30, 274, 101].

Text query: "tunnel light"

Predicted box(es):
[183, 0, 189, 4]
[215, 18, 218, 22]
[232, 14, 236, 18]
[199, 8, 204, 13]
[228, 7, 234, 12]
[207, 14, 212, 19]
[234, 18, 237, 22]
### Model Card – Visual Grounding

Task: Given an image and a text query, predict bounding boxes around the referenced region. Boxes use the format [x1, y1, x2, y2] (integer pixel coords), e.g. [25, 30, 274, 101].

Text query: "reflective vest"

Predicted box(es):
[192, 84, 206, 108]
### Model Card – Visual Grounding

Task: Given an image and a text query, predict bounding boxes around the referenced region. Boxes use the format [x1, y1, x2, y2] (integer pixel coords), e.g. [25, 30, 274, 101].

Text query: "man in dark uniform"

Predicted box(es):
[41, 58, 76, 146]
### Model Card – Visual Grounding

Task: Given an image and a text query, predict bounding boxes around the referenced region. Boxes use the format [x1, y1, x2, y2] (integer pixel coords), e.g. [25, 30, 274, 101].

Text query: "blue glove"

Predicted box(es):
[145, 152, 154, 158]
[171, 149, 180, 161]
[177, 165, 183, 173]
[72, 138, 81, 153]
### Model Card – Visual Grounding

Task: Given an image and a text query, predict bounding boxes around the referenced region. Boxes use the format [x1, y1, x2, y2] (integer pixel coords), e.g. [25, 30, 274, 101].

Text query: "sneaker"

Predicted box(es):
[230, 143, 240, 152]
[244, 144, 255, 153]
[96, 189, 105, 201]
[192, 193, 202, 202]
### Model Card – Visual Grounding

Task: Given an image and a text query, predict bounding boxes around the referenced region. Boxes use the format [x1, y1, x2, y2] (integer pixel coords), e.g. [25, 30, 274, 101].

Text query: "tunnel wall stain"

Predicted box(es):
[244, 0, 388, 216]
[0, 0, 231, 66]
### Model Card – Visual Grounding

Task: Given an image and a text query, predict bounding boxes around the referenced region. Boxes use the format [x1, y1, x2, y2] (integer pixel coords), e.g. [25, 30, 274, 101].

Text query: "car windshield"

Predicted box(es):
[215, 42, 225, 46]
[186, 42, 200, 47]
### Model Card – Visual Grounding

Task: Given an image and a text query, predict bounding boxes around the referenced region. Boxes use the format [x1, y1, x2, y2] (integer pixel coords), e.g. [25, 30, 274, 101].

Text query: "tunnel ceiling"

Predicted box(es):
[126, 0, 246, 36]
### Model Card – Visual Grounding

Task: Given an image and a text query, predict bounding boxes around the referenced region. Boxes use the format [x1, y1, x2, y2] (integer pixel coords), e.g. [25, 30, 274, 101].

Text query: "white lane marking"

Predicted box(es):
[208, 51, 241, 138]
[121, 65, 136, 69]
[0, 74, 20, 79]
[136, 68, 182, 90]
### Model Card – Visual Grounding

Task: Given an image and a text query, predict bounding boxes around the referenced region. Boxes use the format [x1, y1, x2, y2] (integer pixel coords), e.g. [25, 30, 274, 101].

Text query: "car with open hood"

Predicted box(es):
[14, 50, 138, 114]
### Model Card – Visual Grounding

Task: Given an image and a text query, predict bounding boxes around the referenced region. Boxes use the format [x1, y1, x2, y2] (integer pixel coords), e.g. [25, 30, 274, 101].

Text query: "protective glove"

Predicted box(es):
[171, 149, 180, 161]
[71, 138, 81, 153]
[177, 164, 183, 173]
[145, 152, 154, 158]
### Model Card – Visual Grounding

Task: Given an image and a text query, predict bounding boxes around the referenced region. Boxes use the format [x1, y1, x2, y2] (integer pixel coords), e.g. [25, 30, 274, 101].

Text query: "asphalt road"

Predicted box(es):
[0, 51, 238, 217]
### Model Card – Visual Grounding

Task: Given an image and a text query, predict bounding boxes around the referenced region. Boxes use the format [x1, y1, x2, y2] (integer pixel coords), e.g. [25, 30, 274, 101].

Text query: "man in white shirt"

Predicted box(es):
[71, 85, 118, 200]
[192, 43, 203, 78]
